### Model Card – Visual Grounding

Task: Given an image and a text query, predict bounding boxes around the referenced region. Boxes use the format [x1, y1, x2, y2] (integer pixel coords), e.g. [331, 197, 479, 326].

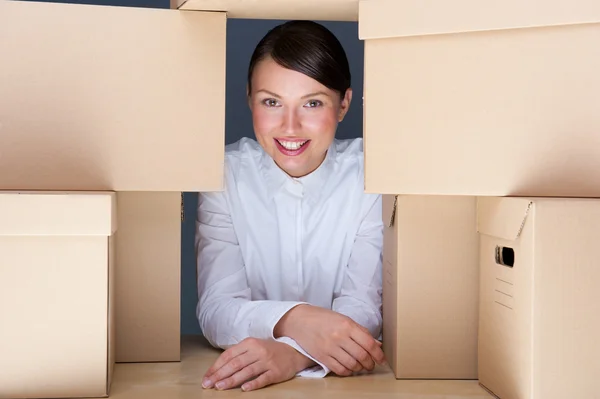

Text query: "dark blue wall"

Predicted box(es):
[182, 18, 364, 334]
[27, 0, 364, 335]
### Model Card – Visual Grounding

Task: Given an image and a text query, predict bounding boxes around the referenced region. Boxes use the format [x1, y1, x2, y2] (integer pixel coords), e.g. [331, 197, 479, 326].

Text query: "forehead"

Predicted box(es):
[251, 57, 333, 97]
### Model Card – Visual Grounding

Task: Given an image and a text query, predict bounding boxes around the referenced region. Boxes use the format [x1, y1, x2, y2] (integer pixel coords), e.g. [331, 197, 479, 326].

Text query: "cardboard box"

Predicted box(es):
[382, 195, 479, 379]
[173, 0, 358, 21]
[115, 192, 182, 363]
[0, 0, 225, 192]
[359, 0, 600, 197]
[0, 191, 116, 399]
[1, 0, 228, 364]
[477, 197, 599, 399]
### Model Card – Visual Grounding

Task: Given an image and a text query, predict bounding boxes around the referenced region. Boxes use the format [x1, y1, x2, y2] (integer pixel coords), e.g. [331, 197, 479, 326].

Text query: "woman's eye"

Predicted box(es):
[305, 100, 322, 108]
[263, 99, 279, 107]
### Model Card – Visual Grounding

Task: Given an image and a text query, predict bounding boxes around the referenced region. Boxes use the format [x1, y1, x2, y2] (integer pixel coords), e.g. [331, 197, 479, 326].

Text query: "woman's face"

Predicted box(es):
[248, 57, 352, 178]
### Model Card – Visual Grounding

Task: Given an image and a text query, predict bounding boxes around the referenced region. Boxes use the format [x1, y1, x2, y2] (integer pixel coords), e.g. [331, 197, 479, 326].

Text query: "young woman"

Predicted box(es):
[195, 20, 385, 392]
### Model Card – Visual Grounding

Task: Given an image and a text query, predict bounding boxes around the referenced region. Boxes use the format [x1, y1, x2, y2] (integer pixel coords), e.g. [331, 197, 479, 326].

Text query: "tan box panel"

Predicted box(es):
[360, 0, 600, 197]
[115, 192, 182, 363]
[0, 0, 225, 192]
[382, 195, 479, 379]
[175, 0, 358, 21]
[0, 191, 116, 399]
[477, 197, 599, 399]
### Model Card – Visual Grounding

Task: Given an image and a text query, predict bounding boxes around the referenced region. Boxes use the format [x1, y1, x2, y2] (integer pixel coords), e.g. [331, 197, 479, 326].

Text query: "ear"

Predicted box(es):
[246, 84, 252, 109]
[338, 88, 353, 122]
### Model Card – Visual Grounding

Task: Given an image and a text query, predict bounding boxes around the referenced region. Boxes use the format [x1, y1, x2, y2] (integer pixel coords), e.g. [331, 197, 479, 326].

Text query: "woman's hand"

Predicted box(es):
[274, 305, 386, 376]
[202, 337, 313, 392]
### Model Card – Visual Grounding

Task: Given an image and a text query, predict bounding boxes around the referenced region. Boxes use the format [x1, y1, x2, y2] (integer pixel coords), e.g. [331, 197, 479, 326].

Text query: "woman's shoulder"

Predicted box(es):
[225, 136, 262, 157]
[329, 137, 380, 212]
[332, 137, 364, 168]
[223, 137, 263, 171]
[333, 137, 364, 156]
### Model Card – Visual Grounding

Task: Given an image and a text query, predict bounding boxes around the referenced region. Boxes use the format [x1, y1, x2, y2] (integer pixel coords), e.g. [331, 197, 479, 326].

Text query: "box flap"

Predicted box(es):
[177, 0, 358, 21]
[477, 197, 533, 241]
[0, 191, 116, 236]
[383, 195, 398, 228]
[359, 0, 600, 40]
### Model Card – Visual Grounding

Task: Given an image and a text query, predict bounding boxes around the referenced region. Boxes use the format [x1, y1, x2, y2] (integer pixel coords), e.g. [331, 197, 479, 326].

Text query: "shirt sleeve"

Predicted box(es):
[195, 189, 307, 349]
[331, 193, 384, 339]
[274, 336, 331, 378]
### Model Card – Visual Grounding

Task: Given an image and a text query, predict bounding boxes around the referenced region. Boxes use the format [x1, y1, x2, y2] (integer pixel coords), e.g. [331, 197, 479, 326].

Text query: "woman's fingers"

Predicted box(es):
[350, 328, 386, 365]
[213, 361, 264, 391]
[204, 343, 249, 381]
[334, 347, 363, 373]
[341, 339, 376, 371]
[241, 370, 275, 392]
[327, 350, 359, 376]
[203, 351, 256, 389]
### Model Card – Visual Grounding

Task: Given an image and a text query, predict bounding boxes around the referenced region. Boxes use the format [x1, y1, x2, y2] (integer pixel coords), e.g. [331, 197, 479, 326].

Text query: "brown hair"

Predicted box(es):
[247, 20, 351, 97]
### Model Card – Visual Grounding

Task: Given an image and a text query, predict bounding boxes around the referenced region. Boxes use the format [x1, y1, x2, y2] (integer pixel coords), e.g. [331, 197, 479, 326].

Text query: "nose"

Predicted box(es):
[281, 107, 301, 135]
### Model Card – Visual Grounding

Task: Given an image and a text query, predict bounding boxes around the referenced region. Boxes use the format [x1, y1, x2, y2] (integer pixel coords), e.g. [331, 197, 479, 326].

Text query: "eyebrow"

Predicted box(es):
[255, 89, 330, 99]
[302, 91, 330, 99]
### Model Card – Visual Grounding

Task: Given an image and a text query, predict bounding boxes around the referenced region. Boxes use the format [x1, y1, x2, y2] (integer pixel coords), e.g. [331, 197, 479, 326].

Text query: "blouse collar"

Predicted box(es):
[259, 141, 337, 203]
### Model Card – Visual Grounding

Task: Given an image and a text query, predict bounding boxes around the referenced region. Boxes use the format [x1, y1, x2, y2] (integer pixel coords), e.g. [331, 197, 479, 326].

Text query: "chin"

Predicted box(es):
[278, 162, 304, 175]
[273, 159, 305, 175]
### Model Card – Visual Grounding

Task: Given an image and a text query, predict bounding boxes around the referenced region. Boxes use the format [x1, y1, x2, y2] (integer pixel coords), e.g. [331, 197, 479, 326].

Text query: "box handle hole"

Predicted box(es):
[495, 246, 515, 268]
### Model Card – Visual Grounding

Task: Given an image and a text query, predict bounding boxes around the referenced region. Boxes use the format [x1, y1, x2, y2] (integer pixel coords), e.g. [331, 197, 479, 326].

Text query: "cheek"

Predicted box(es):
[303, 109, 338, 136]
[252, 108, 279, 137]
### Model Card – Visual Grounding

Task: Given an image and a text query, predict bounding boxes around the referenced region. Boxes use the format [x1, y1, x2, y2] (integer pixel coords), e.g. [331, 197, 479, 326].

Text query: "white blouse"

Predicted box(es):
[195, 137, 383, 378]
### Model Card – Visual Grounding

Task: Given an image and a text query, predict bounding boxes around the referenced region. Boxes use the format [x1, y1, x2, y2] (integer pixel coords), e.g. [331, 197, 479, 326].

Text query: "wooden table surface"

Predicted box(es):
[109, 335, 494, 399]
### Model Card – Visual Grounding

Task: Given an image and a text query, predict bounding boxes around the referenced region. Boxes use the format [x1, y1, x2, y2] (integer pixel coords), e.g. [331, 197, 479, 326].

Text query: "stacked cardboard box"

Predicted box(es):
[0, 1, 225, 397]
[381, 195, 479, 379]
[359, 0, 600, 397]
[0, 191, 117, 399]
[476, 196, 599, 399]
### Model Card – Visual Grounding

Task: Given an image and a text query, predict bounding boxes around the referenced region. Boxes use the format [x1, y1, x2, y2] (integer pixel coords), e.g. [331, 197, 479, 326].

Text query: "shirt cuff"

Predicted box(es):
[275, 336, 330, 378]
[247, 301, 307, 341]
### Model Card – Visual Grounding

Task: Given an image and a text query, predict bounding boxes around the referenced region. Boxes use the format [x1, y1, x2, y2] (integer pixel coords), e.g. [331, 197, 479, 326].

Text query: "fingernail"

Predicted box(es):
[215, 382, 225, 390]
[241, 384, 249, 391]
[202, 379, 212, 388]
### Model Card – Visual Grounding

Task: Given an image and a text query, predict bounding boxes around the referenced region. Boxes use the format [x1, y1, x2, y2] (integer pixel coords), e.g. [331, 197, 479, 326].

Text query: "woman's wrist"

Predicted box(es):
[274, 304, 307, 338]
[293, 350, 317, 372]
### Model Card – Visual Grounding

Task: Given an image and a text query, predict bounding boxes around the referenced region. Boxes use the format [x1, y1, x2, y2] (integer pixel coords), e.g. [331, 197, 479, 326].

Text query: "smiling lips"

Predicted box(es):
[275, 138, 310, 156]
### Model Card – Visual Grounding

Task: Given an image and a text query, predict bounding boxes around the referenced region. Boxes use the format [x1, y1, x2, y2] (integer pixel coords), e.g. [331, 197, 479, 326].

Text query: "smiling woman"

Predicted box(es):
[195, 20, 385, 392]
[247, 20, 353, 178]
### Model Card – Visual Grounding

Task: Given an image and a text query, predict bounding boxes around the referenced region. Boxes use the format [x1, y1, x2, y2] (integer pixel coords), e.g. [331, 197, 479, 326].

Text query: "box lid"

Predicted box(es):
[477, 197, 533, 241]
[0, 191, 116, 236]
[359, 0, 600, 40]
[177, 0, 358, 21]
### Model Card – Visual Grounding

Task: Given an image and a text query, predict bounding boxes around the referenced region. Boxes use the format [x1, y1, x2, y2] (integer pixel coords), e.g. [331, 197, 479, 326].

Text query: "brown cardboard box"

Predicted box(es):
[173, 0, 358, 21]
[477, 196, 599, 399]
[359, 0, 600, 197]
[115, 192, 182, 363]
[0, 191, 116, 399]
[1, 0, 227, 364]
[382, 195, 479, 379]
[0, 0, 226, 192]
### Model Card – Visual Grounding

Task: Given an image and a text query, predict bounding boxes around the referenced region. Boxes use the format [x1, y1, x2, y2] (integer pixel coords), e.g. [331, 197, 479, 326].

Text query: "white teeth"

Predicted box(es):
[278, 140, 307, 151]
